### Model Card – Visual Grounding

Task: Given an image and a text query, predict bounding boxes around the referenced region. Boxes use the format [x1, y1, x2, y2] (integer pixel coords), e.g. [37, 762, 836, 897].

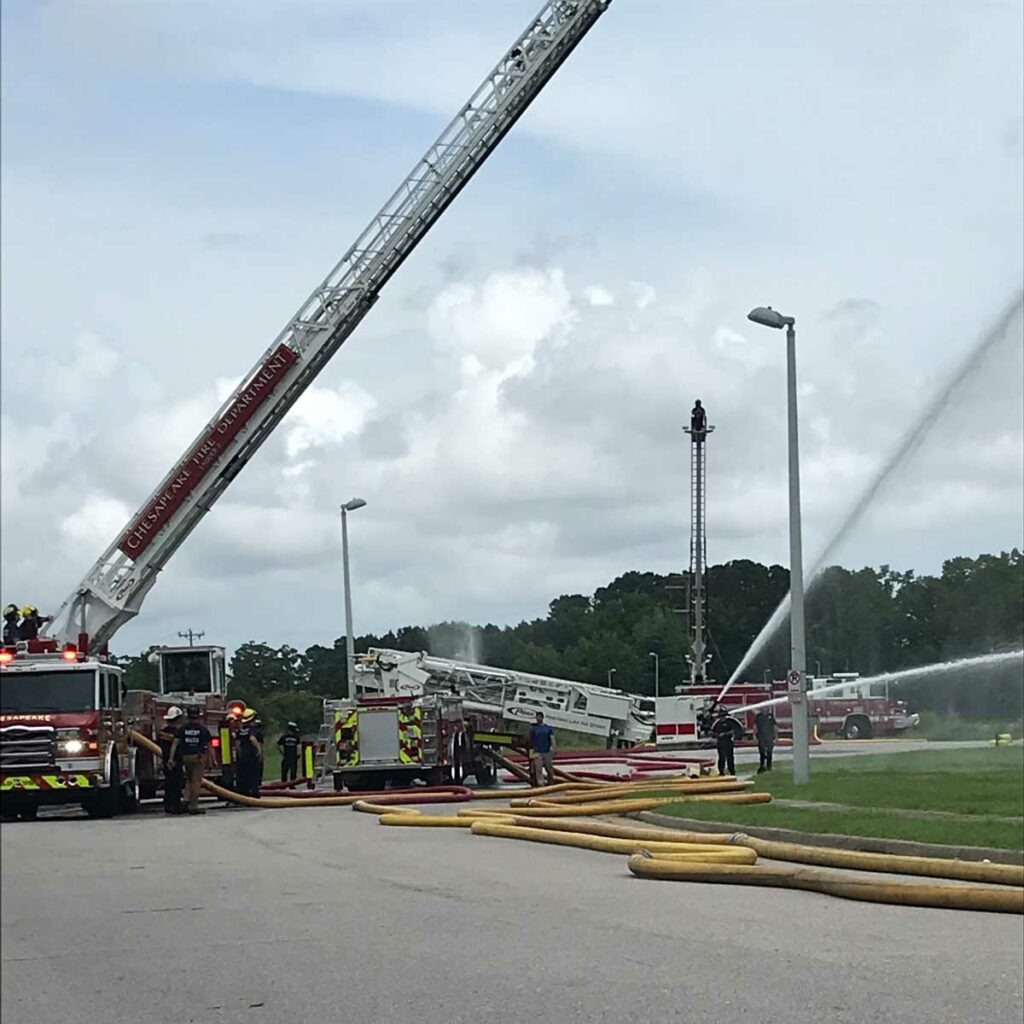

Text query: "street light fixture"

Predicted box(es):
[747, 304, 810, 785]
[648, 652, 660, 698]
[340, 498, 367, 699]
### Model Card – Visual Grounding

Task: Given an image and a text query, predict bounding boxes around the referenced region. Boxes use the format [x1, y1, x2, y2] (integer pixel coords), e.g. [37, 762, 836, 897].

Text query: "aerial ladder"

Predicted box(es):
[42, 1, 613, 652]
[683, 399, 714, 686]
[355, 648, 657, 747]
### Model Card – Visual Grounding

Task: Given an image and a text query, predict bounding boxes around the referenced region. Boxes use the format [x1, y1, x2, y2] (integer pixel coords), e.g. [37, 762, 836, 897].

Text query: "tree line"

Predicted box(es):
[116, 550, 1023, 734]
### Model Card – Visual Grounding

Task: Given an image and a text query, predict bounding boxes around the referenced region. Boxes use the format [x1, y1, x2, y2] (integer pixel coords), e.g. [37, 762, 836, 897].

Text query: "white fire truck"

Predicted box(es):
[356, 648, 666, 747]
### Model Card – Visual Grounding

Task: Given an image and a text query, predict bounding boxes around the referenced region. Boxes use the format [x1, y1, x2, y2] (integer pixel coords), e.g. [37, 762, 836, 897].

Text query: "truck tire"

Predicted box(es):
[138, 780, 157, 801]
[120, 779, 139, 815]
[83, 785, 119, 819]
[473, 762, 497, 786]
[843, 716, 873, 740]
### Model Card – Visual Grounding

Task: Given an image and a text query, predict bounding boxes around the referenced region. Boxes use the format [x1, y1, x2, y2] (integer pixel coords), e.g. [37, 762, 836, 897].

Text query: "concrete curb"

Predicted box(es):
[632, 811, 1024, 866]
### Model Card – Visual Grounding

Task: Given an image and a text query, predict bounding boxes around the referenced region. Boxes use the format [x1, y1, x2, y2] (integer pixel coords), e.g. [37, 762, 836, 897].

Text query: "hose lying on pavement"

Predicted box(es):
[528, 792, 769, 809]
[458, 796, 759, 819]
[733, 834, 1024, 887]
[130, 731, 471, 809]
[626, 853, 1024, 915]
[469, 820, 758, 861]
[511, 778, 750, 806]
[505, 816, 1023, 887]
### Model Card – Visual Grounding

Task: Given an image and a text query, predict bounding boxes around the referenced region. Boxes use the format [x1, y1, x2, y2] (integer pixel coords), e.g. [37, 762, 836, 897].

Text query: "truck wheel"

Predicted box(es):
[843, 717, 872, 740]
[120, 780, 139, 815]
[138, 781, 157, 801]
[474, 763, 496, 786]
[83, 786, 119, 819]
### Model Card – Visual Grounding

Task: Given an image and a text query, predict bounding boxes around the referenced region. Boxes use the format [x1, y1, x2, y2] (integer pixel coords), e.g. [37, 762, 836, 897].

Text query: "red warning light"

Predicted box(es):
[0, 649, 15, 665]
[227, 700, 247, 718]
[62, 645, 79, 661]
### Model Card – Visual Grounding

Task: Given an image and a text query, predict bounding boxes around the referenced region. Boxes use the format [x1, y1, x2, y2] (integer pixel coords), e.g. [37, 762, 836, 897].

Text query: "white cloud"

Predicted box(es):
[284, 382, 377, 461]
[59, 494, 131, 550]
[583, 285, 615, 307]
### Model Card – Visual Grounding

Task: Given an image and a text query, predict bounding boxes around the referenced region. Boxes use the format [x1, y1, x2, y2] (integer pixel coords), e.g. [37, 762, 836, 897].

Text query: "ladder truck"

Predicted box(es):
[1, 0, 613, 814]
[354, 647, 674, 746]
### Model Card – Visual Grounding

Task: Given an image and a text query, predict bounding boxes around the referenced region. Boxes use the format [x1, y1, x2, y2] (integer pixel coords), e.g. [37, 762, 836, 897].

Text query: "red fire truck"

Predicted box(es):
[1, 640, 231, 819]
[680, 673, 920, 741]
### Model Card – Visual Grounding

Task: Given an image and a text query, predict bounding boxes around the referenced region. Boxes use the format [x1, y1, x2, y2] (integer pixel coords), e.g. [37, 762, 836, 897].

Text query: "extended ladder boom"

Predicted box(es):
[48, 1, 612, 649]
[359, 648, 654, 745]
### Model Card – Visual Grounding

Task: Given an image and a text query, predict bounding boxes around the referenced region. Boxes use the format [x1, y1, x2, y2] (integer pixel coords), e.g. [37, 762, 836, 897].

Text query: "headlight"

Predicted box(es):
[62, 739, 85, 755]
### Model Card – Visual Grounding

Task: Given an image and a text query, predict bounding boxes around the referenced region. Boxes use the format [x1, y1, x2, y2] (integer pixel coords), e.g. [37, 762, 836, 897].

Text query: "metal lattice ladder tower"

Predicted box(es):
[684, 404, 714, 684]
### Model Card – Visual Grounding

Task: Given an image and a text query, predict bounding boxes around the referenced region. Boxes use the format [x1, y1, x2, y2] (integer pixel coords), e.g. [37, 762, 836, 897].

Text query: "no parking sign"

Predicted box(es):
[786, 668, 803, 694]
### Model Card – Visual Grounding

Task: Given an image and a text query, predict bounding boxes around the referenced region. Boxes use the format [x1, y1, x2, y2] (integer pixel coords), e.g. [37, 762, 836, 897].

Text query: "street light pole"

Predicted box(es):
[607, 668, 616, 687]
[648, 652, 660, 698]
[748, 306, 810, 784]
[340, 498, 367, 700]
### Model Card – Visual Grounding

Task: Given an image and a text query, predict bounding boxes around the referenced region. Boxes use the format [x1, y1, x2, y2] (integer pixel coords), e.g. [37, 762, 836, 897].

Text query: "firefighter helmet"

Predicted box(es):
[3, 604, 18, 618]
[20, 605, 37, 618]
[242, 708, 257, 722]
[164, 706, 184, 721]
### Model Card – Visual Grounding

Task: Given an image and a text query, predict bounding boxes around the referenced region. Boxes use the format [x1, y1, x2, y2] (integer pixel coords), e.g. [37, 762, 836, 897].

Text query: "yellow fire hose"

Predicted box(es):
[458, 794, 767, 818]
[378, 813, 487, 827]
[502, 816, 1024, 887]
[513, 778, 752, 806]
[626, 853, 1024, 915]
[735, 834, 1024, 887]
[470, 820, 758, 862]
[130, 731, 412, 809]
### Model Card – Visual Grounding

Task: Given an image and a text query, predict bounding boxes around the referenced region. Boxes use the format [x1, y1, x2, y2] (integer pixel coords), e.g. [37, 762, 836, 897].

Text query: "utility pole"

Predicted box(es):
[177, 629, 205, 647]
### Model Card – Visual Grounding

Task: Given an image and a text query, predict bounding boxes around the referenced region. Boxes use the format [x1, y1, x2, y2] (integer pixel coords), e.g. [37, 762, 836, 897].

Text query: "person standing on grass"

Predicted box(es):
[710, 706, 744, 777]
[529, 712, 556, 786]
[755, 708, 778, 773]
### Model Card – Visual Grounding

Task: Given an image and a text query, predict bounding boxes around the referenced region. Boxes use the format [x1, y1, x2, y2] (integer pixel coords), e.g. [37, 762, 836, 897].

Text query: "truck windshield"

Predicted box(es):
[162, 651, 212, 693]
[0, 671, 97, 713]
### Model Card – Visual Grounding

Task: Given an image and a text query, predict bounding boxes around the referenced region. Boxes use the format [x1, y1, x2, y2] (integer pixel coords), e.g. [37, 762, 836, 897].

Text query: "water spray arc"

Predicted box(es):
[719, 289, 1024, 703]
[734, 650, 1024, 717]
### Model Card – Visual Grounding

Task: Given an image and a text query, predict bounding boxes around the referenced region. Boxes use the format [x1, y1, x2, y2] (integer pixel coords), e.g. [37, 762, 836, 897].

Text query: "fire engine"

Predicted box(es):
[661, 673, 920, 745]
[325, 692, 504, 791]
[0, 641, 233, 818]
[1, 0, 612, 813]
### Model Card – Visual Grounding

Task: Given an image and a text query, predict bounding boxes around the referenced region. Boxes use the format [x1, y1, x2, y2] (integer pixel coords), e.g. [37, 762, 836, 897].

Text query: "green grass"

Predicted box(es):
[658, 800, 1024, 850]
[753, 746, 1024, 817]
[658, 746, 1024, 851]
[915, 711, 1023, 742]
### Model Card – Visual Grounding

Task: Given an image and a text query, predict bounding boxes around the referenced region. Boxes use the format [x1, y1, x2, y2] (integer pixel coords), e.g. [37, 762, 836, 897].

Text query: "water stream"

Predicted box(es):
[718, 289, 1024, 701]
[736, 649, 1024, 716]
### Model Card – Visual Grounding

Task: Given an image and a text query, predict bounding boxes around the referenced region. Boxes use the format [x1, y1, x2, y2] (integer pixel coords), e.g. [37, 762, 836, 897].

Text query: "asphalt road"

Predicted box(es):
[2, 800, 1022, 1024]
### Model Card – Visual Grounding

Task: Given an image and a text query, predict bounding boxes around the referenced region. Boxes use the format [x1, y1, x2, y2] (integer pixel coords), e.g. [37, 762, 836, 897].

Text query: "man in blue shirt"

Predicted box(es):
[528, 712, 556, 786]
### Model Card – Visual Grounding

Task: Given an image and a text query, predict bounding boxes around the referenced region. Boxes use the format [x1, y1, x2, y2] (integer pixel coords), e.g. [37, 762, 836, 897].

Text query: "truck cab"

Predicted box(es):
[0, 640, 135, 820]
[124, 644, 231, 799]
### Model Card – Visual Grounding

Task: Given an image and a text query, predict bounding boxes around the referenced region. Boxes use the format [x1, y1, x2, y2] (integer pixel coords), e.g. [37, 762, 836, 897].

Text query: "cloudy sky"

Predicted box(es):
[2, 0, 1022, 659]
